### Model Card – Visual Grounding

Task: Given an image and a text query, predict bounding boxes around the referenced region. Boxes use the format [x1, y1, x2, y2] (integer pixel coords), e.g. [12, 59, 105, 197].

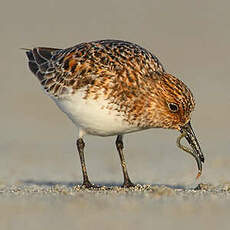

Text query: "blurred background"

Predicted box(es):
[0, 0, 230, 229]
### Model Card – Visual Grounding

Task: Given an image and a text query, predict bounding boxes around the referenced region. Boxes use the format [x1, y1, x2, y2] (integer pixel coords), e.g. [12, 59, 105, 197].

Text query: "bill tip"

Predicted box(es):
[196, 171, 202, 180]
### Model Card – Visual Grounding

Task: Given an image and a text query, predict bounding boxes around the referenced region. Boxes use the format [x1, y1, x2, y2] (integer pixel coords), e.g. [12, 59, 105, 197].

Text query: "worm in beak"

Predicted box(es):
[177, 121, 204, 179]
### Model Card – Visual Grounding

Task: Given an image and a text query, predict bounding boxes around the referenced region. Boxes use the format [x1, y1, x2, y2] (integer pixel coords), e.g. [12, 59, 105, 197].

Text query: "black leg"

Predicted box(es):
[115, 135, 135, 188]
[76, 138, 94, 188]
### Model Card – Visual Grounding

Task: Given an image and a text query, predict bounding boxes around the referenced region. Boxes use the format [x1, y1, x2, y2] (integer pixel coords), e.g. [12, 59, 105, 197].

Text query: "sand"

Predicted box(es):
[1, 183, 230, 230]
[1, 0, 230, 229]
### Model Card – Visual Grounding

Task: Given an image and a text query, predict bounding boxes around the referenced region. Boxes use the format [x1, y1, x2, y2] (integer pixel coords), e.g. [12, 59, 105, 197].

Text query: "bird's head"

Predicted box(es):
[152, 73, 204, 178]
[152, 73, 195, 130]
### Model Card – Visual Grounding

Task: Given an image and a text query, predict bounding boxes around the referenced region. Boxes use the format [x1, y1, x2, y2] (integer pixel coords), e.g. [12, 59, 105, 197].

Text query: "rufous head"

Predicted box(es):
[153, 73, 195, 130]
[152, 73, 204, 178]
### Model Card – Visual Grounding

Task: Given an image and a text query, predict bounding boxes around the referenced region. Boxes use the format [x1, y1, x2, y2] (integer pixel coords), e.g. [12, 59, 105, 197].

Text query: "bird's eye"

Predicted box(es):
[168, 103, 179, 112]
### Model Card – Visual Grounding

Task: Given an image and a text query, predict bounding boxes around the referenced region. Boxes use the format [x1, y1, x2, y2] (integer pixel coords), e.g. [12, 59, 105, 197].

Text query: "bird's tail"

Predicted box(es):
[25, 47, 60, 82]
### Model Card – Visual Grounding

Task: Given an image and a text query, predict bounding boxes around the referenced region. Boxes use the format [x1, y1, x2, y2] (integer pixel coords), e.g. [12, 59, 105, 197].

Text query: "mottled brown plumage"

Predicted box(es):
[26, 39, 203, 188]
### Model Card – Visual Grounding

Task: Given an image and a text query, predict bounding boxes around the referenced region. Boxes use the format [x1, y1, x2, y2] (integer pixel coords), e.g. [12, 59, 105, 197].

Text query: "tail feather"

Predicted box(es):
[26, 47, 61, 81]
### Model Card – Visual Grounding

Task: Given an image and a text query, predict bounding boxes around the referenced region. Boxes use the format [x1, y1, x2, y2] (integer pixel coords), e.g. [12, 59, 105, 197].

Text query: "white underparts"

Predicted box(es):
[53, 88, 141, 136]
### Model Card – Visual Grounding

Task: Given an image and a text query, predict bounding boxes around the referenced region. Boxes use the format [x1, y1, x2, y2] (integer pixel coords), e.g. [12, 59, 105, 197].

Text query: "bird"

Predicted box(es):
[25, 39, 204, 188]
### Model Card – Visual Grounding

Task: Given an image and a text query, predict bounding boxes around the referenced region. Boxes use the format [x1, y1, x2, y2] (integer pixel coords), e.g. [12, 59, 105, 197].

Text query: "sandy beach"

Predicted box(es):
[1, 183, 230, 230]
[1, 0, 230, 229]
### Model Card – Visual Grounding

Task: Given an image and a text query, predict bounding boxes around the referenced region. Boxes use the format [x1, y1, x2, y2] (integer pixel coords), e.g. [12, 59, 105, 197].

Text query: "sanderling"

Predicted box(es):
[25, 39, 204, 188]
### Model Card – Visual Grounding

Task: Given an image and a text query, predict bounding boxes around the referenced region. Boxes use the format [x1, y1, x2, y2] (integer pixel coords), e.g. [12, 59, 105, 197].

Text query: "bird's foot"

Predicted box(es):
[81, 180, 98, 189]
[122, 179, 135, 188]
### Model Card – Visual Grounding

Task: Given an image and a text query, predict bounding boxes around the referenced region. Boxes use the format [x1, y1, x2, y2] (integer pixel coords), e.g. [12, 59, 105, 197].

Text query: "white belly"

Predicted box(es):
[53, 89, 140, 136]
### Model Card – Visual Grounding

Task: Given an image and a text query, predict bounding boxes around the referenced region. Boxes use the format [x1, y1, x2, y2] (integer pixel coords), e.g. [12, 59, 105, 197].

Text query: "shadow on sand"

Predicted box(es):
[22, 180, 187, 190]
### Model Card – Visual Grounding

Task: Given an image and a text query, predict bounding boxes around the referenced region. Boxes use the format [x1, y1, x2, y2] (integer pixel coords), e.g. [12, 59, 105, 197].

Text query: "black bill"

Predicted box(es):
[177, 121, 204, 179]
